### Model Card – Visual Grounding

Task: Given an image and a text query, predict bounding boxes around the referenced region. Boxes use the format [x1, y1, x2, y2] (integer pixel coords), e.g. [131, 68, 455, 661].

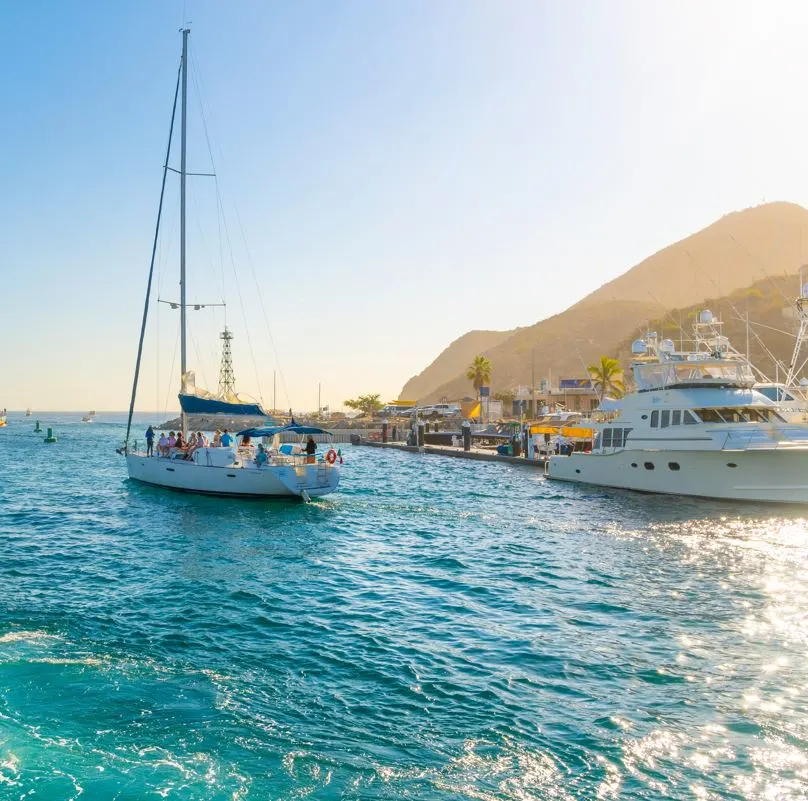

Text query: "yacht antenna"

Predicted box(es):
[179, 27, 190, 436]
[785, 266, 808, 387]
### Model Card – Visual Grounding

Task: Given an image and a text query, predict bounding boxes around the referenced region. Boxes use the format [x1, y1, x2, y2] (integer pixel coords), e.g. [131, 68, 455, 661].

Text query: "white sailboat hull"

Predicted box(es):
[126, 453, 340, 498]
[547, 448, 808, 503]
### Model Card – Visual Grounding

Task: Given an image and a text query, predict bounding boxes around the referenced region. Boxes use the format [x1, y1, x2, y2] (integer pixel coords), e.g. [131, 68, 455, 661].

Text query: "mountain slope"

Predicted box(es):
[399, 329, 516, 401]
[419, 299, 662, 404]
[400, 202, 808, 402]
[577, 201, 808, 310]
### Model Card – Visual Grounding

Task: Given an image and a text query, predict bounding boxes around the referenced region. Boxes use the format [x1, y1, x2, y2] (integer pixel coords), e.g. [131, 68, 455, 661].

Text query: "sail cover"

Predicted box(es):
[179, 393, 267, 416]
[179, 370, 267, 417]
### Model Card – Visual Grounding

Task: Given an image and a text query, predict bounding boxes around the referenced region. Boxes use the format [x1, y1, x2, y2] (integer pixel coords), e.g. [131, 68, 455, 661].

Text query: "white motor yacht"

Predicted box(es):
[547, 312, 808, 503]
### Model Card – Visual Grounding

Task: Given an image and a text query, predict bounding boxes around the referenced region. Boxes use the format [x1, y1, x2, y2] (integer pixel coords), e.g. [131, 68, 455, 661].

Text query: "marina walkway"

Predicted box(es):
[358, 440, 548, 468]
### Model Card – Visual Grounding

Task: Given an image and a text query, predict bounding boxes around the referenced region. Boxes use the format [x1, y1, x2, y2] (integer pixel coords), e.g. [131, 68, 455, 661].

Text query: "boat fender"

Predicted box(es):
[326, 449, 338, 465]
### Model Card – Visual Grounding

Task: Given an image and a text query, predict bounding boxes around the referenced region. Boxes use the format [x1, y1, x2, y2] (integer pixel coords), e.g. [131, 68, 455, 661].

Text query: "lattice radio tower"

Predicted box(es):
[218, 327, 236, 397]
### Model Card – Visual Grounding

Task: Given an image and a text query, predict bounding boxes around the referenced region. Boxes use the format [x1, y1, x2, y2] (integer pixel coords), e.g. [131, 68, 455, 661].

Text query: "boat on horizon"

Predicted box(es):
[120, 29, 340, 500]
[81, 410, 96, 423]
[547, 310, 808, 503]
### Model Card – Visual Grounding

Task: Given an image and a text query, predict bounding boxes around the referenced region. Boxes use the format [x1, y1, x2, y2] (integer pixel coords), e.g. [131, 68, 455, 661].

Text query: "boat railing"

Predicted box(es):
[633, 359, 755, 392]
[270, 453, 333, 467]
[719, 427, 808, 450]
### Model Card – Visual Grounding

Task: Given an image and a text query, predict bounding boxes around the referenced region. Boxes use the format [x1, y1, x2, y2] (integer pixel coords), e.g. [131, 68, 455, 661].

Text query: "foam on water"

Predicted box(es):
[0, 416, 807, 798]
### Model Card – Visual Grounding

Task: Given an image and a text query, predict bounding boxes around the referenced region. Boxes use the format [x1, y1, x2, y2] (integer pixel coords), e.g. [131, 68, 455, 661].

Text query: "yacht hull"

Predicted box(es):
[547, 448, 808, 503]
[125, 454, 339, 498]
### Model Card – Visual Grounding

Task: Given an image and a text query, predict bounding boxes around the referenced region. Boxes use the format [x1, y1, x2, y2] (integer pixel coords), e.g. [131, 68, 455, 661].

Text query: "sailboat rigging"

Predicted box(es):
[120, 29, 341, 499]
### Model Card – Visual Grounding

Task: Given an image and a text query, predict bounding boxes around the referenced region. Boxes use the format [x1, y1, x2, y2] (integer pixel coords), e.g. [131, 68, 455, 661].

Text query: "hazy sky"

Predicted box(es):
[4, 0, 808, 412]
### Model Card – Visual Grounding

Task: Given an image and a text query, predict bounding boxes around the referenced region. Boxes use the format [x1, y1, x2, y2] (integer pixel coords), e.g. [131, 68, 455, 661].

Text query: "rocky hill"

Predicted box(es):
[399, 329, 515, 401]
[417, 299, 661, 404]
[578, 202, 806, 309]
[400, 202, 808, 402]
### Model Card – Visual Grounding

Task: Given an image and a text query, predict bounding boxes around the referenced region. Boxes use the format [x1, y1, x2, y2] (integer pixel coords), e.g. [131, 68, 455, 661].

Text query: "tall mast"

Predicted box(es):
[180, 28, 190, 435]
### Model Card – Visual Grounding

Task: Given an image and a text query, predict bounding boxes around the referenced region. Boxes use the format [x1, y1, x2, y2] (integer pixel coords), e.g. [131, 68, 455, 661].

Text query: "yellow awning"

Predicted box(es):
[530, 424, 593, 438]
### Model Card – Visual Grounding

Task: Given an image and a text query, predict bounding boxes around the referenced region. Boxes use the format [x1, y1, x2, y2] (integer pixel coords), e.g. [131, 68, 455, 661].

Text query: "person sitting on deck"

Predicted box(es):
[304, 435, 317, 464]
[254, 444, 268, 467]
[167, 431, 176, 450]
[186, 432, 206, 460]
[172, 432, 185, 458]
[157, 431, 168, 457]
[212, 429, 222, 447]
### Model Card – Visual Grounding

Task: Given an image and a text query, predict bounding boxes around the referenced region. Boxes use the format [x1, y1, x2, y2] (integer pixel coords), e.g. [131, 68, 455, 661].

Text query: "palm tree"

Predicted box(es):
[587, 356, 624, 401]
[466, 355, 492, 419]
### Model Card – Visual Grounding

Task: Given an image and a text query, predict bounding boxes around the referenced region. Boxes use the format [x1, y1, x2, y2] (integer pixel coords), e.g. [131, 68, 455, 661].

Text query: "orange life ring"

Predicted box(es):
[326, 448, 338, 464]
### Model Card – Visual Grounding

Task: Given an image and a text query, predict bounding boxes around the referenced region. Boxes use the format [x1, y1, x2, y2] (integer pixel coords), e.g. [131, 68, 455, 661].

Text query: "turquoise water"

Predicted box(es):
[1, 415, 807, 799]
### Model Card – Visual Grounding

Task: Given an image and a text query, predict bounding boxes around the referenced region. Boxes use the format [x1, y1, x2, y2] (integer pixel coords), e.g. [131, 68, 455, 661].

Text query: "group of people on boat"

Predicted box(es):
[145, 426, 234, 459]
[143, 425, 319, 466]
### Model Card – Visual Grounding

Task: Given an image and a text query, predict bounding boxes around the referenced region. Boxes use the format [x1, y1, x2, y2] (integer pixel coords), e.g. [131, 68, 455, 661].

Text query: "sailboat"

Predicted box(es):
[81, 410, 96, 423]
[25, 408, 32, 417]
[121, 29, 340, 500]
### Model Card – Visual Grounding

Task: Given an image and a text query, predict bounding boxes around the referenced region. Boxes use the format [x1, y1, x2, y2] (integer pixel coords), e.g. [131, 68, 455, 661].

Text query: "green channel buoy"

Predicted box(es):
[44, 427, 57, 443]
[34, 420, 42, 433]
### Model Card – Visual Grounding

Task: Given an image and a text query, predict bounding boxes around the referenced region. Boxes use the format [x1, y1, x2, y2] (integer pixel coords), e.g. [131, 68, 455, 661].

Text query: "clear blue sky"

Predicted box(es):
[4, 0, 808, 412]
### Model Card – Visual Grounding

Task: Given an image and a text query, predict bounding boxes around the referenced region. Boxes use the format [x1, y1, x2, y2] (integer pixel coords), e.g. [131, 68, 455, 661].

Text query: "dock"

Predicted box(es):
[358, 440, 548, 468]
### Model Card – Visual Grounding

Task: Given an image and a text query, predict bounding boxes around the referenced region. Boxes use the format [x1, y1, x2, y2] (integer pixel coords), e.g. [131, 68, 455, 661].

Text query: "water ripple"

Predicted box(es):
[0, 419, 807, 798]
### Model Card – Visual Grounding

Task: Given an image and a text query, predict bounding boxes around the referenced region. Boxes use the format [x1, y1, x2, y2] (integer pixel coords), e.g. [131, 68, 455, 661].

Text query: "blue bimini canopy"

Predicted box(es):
[179, 393, 267, 417]
[237, 419, 333, 438]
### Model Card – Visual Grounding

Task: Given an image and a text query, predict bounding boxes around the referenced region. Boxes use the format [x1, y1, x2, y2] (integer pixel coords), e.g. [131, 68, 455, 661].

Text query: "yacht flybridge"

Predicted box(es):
[547, 311, 808, 503]
[120, 30, 340, 500]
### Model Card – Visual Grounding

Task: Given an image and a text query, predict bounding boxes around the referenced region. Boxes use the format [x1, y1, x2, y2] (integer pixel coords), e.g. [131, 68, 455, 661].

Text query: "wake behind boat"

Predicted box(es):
[120, 29, 341, 500]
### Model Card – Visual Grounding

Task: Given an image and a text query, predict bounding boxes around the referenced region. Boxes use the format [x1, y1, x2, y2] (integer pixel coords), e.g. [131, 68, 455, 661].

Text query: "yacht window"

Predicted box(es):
[668, 462, 680, 471]
[650, 410, 659, 428]
[698, 408, 725, 423]
[757, 386, 778, 402]
[602, 428, 613, 447]
[660, 410, 670, 428]
[644, 462, 655, 470]
[684, 410, 700, 425]
[672, 410, 681, 426]
[612, 429, 623, 448]
[593, 432, 601, 449]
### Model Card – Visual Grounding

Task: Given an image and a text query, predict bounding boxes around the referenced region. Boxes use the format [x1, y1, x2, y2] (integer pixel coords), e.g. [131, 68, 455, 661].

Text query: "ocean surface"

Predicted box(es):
[0, 413, 807, 800]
